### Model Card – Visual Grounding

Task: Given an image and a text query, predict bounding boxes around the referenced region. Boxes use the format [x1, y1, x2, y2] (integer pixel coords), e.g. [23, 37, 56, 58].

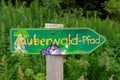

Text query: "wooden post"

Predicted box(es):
[45, 23, 64, 80]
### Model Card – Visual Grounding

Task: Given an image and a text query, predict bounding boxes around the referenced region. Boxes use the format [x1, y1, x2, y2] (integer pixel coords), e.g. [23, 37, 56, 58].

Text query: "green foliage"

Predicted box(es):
[0, 0, 120, 80]
[41, 0, 61, 10]
[103, 0, 120, 20]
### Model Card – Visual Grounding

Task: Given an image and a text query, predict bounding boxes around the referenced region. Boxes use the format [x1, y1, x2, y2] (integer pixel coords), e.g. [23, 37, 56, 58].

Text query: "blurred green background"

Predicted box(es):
[0, 0, 120, 80]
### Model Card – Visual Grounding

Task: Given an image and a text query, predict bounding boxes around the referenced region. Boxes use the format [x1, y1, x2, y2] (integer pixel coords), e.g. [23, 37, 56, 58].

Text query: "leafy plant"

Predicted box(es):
[103, 0, 120, 20]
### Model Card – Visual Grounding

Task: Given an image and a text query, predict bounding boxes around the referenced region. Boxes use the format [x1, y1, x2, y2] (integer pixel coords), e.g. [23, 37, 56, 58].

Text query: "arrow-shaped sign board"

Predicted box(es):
[10, 28, 106, 55]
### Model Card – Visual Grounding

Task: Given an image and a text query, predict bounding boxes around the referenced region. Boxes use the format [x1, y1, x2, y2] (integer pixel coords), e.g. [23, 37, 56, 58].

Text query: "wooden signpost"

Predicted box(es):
[45, 23, 64, 80]
[10, 24, 106, 80]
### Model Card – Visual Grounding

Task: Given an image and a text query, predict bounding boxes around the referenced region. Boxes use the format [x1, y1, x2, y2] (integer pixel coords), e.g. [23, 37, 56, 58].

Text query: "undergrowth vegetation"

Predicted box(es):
[0, 0, 120, 80]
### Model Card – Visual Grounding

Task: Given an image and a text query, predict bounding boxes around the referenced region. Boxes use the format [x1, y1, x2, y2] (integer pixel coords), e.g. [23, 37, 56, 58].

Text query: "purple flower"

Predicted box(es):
[40, 43, 65, 55]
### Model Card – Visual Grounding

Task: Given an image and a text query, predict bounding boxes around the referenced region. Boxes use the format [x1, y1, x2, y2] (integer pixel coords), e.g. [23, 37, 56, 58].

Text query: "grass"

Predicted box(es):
[0, 0, 120, 80]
